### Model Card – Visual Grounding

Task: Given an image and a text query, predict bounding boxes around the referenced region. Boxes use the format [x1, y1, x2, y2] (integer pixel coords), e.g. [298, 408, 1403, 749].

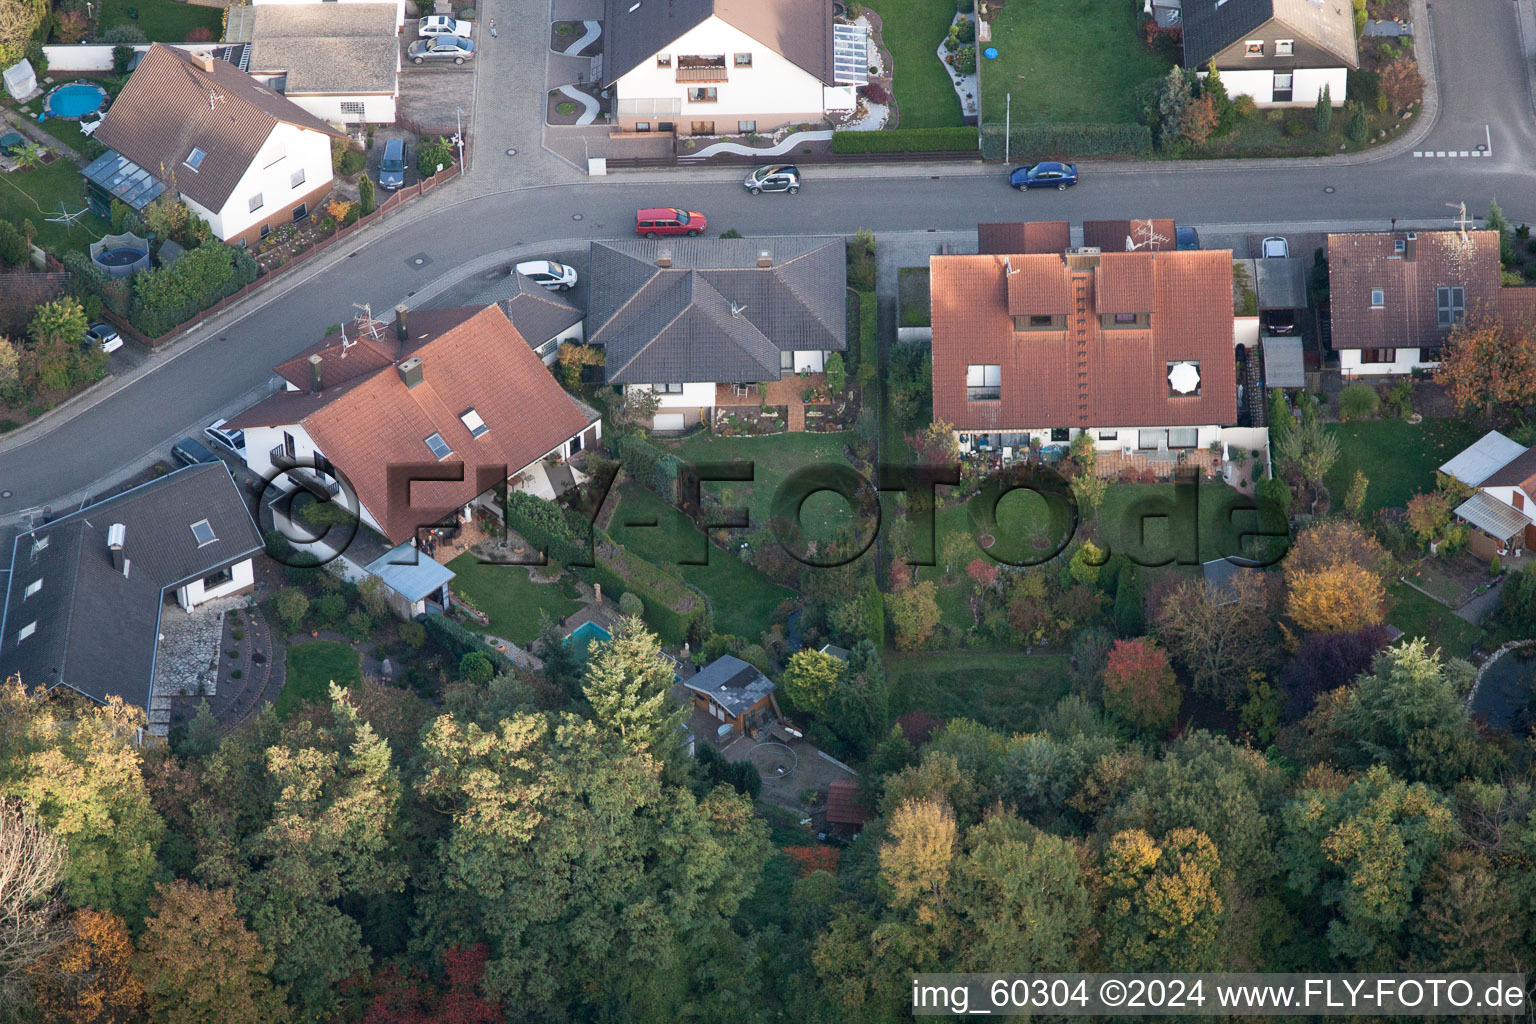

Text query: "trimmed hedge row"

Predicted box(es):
[128, 242, 260, 337]
[587, 530, 711, 644]
[616, 434, 690, 505]
[979, 122, 1152, 160]
[505, 491, 592, 568]
[857, 290, 878, 389]
[831, 127, 979, 154]
[423, 613, 515, 673]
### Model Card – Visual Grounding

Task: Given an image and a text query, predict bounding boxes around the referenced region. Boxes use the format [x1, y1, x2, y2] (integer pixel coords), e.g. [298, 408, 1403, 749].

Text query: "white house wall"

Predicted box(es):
[1204, 66, 1347, 106]
[629, 382, 717, 408]
[1234, 316, 1261, 348]
[251, 0, 406, 31]
[615, 16, 828, 133]
[175, 558, 255, 611]
[241, 422, 388, 537]
[1340, 347, 1437, 376]
[199, 122, 334, 242]
[793, 350, 826, 372]
[286, 91, 398, 125]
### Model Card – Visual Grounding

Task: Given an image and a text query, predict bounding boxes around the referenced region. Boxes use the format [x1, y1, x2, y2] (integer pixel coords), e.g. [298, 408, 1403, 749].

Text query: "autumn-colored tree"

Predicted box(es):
[1438, 313, 1536, 420]
[1283, 520, 1389, 634]
[909, 419, 960, 465]
[0, 798, 66, 1008]
[1380, 58, 1424, 112]
[1152, 571, 1271, 706]
[356, 944, 502, 1024]
[1405, 490, 1455, 547]
[966, 558, 999, 591]
[1102, 639, 1181, 734]
[1178, 92, 1220, 146]
[880, 796, 958, 910]
[1071, 470, 1108, 518]
[1345, 469, 1369, 518]
[1099, 828, 1225, 971]
[29, 909, 145, 1024]
[135, 881, 289, 1024]
[0, 336, 19, 393]
[888, 579, 942, 650]
[784, 845, 841, 878]
[1068, 432, 1097, 474]
[781, 648, 844, 715]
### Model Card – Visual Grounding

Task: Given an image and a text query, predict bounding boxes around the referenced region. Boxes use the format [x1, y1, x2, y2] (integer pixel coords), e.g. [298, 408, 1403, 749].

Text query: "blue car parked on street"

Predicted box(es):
[1008, 161, 1079, 191]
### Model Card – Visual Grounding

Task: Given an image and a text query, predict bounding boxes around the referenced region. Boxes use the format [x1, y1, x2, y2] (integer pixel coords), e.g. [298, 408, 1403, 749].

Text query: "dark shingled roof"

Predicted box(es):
[0, 464, 262, 710]
[1082, 218, 1178, 252]
[94, 43, 341, 215]
[1182, 0, 1358, 67]
[683, 655, 775, 717]
[587, 237, 846, 385]
[503, 273, 584, 348]
[977, 221, 1070, 255]
[826, 779, 870, 825]
[601, 0, 835, 86]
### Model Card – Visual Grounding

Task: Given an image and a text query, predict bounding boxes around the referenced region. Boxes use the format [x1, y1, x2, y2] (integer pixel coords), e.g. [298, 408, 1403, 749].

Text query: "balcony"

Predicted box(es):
[676, 55, 727, 83]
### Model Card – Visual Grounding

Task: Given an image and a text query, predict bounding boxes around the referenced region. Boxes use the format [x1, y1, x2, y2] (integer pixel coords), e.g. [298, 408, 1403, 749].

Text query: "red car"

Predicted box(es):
[636, 207, 706, 237]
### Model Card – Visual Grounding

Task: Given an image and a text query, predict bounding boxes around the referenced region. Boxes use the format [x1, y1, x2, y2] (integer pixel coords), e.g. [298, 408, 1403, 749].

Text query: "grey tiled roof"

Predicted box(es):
[684, 655, 775, 717]
[502, 273, 584, 347]
[244, 3, 400, 96]
[0, 464, 263, 709]
[587, 236, 846, 385]
[601, 0, 834, 86]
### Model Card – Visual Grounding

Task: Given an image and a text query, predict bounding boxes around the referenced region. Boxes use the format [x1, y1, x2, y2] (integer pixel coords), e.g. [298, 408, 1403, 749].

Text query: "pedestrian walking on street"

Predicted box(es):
[489, 18, 497, 37]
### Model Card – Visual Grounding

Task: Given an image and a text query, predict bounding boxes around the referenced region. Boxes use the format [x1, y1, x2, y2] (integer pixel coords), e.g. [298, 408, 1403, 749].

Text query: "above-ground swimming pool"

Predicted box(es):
[564, 621, 612, 647]
[45, 82, 108, 120]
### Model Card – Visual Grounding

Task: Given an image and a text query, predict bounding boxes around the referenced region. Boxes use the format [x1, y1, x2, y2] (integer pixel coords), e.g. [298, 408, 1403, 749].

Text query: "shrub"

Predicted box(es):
[272, 588, 309, 633]
[314, 593, 347, 627]
[1283, 117, 1309, 138]
[0, 221, 26, 267]
[955, 18, 975, 44]
[460, 651, 494, 684]
[1339, 383, 1380, 421]
[128, 242, 259, 337]
[616, 434, 691, 503]
[831, 127, 977, 154]
[857, 292, 877, 389]
[504, 492, 591, 568]
[860, 81, 890, 105]
[1233, 94, 1256, 118]
[112, 45, 135, 76]
[825, 351, 846, 394]
[949, 45, 976, 75]
[618, 591, 645, 616]
[358, 172, 376, 215]
[418, 137, 455, 177]
[719, 228, 742, 239]
[399, 620, 427, 648]
[980, 122, 1151, 160]
[1348, 102, 1369, 142]
[101, 24, 147, 44]
[424, 613, 515, 672]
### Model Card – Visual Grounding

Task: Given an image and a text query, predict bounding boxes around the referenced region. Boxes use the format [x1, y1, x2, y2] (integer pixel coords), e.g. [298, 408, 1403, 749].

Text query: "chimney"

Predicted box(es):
[756, 249, 772, 268]
[108, 523, 126, 574]
[1065, 247, 1102, 272]
[308, 354, 323, 393]
[398, 356, 424, 389]
[194, 51, 214, 73]
[656, 249, 672, 269]
[394, 304, 409, 341]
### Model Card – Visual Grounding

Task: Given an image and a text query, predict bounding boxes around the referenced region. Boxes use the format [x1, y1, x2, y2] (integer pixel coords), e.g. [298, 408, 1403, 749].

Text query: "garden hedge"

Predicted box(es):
[979, 122, 1152, 160]
[505, 491, 592, 567]
[831, 127, 978, 154]
[423, 612, 514, 672]
[616, 434, 690, 505]
[857, 291, 878, 389]
[129, 242, 259, 337]
[586, 530, 710, 644]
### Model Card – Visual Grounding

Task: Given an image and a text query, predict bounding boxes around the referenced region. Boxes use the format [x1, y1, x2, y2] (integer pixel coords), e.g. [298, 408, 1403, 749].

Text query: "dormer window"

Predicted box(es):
[1276, 40, 1294, 56]
[1392, 239, 1406, 257]
[460, 409, 488, 437]
[1370, 288, 1385, 308]
[1013, 313, 1065, 331]
[185, 147, 207, 171]
[1245, 41, 1264, 56]
[1102, 311, 1150, 329]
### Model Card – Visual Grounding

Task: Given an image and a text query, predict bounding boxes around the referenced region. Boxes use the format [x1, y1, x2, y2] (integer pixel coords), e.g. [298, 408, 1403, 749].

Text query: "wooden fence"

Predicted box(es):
[53, 157, 465, 351]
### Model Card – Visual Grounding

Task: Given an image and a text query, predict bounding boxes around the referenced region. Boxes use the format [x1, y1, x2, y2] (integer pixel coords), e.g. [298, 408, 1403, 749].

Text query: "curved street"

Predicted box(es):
[1, 0, 1534, 526]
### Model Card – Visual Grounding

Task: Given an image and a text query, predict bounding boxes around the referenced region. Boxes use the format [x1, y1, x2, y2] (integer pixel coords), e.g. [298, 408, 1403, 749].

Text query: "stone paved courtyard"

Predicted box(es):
[148, 595, 251, 735]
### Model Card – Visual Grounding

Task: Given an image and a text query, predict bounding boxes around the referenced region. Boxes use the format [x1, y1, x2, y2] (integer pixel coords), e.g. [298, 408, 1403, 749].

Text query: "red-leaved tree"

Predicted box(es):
[358, 945, 500, 1024]
[1102, 638, 1181, 735]
[966, 558, 999, 591]
[785, 845, 841, 878]
[1439, 314, 1536, 420]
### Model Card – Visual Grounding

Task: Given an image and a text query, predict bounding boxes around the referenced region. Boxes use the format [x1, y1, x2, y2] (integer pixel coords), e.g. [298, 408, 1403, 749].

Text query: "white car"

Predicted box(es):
[419, 15, 472, 37]
[514, 260, 577, 291]
[1261, 236, 1289, 259]
[85, 323, 123, 354]
[204, 418, 246, 456]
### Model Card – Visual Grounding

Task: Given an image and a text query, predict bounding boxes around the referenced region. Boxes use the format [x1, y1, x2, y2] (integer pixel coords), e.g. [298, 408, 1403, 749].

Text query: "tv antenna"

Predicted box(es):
[337, 320, 356, 356]
[351, 302, 385, 341]
[208, 89, 226, 110]
[1125, 219, 1171, 251]
[1446, 201, 1473, 242]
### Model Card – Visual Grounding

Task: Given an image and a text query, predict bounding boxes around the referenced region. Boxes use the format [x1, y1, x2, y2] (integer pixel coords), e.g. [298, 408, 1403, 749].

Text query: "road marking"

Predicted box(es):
[1413, 151, 1423, 157]
[1460, 150, 1470, 157]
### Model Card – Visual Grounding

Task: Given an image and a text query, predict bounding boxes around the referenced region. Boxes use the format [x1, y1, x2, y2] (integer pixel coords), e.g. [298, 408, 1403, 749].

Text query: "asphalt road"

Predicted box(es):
[2, 157, 1534, 529]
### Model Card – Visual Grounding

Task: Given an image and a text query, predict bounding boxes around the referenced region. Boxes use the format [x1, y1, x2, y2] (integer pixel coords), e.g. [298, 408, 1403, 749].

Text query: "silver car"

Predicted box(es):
[408, 35, 476, 64]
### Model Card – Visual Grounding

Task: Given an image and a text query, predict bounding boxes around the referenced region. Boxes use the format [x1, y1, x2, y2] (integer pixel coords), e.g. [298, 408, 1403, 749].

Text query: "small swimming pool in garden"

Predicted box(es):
[564, 621, 612, 647]
[45, 82, 108, 120]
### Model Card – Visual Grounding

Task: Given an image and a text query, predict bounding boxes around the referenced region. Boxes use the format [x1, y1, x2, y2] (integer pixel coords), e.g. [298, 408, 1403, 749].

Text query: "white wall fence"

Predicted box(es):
[42, 43, 222, 73]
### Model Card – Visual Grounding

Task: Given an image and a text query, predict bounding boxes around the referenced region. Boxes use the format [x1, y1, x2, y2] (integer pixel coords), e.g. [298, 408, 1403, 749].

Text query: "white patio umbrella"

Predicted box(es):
[1168, 361, 1201, 395]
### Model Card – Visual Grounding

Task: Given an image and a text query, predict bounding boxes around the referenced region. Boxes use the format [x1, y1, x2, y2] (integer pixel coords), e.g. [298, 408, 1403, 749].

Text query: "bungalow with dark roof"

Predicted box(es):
[0, 464, 263, 736]
[1182, 0, 1358, 107]
[599, 0, 860, 135]
[83, 43, 341, 246]
[225, 304, 601, 546]
[684, 655, 779, 737]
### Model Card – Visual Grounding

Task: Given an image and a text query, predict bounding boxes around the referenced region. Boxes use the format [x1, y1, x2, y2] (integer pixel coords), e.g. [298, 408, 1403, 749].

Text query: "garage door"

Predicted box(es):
[653, 413, 686, 432]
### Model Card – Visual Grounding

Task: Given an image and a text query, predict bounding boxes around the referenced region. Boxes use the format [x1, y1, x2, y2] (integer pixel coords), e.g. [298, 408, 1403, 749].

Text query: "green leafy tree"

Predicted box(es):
[1099, 828, 1225, 971]
[0, 220, 26, 267]
[1068, 540, 1105, 588]
[824, 351, 846, 394]
[534, 612, 581, 699]
[1279, 765, 1457, 967]
[135, 881, 290, 1024]
[888, 579, 942, 650]
[582, 616, 688, 775]
[1409, 849, 1523, 970]
[271, 588, 309, 633]
[781, 648, 843, 715]
[1314, 82, 1333, 133]
[1276, 417, 1340, 485]
[0, 0, 48, 67]
[1347, 101, 1369, 142]
[357, 171, 376, 215]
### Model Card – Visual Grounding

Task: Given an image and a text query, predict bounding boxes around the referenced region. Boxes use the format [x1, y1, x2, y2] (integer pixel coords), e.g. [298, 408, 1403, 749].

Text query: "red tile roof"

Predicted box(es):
[1082, 218, 1178, 252]
[825, 779, 869, 826]
[977, 221, 1070, 255]
[1327, 230, 1501, 350]
[931, 250, 1237, 431]
[233, 306, 597, 544]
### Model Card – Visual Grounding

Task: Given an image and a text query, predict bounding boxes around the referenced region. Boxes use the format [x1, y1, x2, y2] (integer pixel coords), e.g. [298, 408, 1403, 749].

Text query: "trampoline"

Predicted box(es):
[90, 231, 151, 279]
[44, 81, 107, 120]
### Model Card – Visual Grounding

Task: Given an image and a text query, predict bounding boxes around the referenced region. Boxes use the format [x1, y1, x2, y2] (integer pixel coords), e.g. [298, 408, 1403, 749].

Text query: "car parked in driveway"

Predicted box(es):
[1009, 161, 1079, 191]
[408, 36, 475, 64]
[1262, 236, 1289, 258]
[636, 208, 706, 237]
[171, 436, 220, 467]
[85, 323, 123, 354]
[204, 419, 246, 456]
[514, 260, 577, 291]
[743, 164, 800, 194]
[379, 137, 407, 191]
[1176, 225, 1200, 250]
[418, 14, 472, 36]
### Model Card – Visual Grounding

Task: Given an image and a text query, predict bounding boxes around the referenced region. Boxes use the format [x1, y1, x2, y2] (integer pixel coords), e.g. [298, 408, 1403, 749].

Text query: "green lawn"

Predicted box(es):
[1388, 583, 1483, 659]
[97, 0, 223, 41]
[0, 157, 109, 255]
[979, 0, 1173, 126]
[1323, 418, 1485, 516]
[868, 0, 966, 127]
[607, 483, 795, 639]
[667, 430, 858, 548]
[887, 651, 1072, 733]
[447, 554, 583, 645]
[277, 641, 361, 718]
[898, 267, 930, 327]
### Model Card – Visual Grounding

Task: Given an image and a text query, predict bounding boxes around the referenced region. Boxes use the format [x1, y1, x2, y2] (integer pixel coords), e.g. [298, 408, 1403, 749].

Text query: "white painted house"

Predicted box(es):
[226, 4, 401, 125]
[87, 44, 339, 247]
[1183, 0, 1357, 107]
[601, 0, 857, 135]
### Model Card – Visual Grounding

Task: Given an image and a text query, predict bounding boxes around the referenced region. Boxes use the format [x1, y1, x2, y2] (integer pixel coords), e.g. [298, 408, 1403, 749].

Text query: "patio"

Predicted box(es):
[1094, 448, 1220, 481]
[715, 373, 829, 431]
